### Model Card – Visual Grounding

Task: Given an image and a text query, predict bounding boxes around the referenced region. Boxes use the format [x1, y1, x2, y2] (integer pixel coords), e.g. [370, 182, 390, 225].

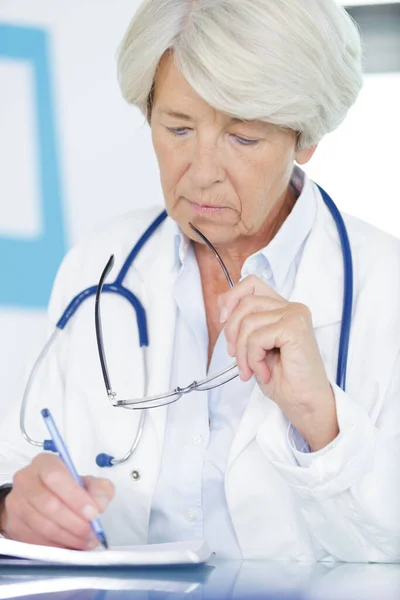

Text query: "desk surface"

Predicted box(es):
[0, 558, 399, 600]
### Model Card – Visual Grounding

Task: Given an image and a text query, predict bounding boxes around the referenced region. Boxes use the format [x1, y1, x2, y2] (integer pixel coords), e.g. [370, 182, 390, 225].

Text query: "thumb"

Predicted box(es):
[82, 476, 115, 513]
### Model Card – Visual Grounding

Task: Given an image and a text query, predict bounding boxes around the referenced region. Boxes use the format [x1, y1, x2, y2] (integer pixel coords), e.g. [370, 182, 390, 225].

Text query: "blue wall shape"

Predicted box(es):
[0, 25, 66, 308]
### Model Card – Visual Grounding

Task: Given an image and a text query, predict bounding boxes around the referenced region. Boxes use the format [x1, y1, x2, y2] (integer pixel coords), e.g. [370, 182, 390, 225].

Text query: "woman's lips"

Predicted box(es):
[189, 201, 227, 215]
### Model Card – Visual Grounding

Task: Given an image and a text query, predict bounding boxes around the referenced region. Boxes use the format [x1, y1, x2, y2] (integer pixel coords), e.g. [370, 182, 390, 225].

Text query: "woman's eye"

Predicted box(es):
[166, 127, 189, 137]
[233, 135, 260, 146]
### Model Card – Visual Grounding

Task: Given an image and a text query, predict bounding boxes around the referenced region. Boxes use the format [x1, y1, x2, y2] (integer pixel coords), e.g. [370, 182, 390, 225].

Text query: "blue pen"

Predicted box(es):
[41, 408, 109, 549]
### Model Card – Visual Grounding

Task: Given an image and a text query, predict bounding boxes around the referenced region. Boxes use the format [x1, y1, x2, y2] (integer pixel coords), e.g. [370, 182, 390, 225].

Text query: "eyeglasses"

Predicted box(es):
[95, 222, 240, 410]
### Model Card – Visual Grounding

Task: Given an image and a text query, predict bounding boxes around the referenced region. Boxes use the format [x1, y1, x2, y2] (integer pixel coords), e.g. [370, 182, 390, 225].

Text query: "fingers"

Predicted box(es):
[3, 453, 115, 549]
[223, 295, 285, 356]
[35, 455, 102, 522]
[14, 467, 93, 542]
[5, 491, 98, 550]
[82, 476, 115, 513]
[234, 312, 280, 381]
[224, 294, 313, 382]
[218, 274, 283, 322]
[246, 324, 287, 384]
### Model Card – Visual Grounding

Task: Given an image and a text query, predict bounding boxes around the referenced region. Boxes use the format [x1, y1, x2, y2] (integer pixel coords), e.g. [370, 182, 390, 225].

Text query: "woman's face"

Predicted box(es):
[151, 53, 314, 245]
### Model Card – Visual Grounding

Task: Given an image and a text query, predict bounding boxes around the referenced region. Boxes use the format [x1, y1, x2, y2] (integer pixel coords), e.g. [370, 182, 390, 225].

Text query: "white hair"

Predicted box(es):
[117, 0, 363, 149]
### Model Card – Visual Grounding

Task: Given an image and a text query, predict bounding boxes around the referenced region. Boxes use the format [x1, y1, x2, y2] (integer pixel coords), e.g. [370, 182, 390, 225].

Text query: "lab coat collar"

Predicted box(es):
[289, 182, 344, 328]
[262, 168, 316, 292]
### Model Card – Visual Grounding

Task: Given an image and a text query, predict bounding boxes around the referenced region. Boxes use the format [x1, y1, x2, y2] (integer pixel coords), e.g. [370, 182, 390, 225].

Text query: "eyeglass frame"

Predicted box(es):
[94, 222, 240, 410]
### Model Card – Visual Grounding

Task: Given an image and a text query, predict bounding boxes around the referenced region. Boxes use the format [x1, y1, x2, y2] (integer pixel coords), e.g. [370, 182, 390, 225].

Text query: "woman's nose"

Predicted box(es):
[188, 141, 226, 188]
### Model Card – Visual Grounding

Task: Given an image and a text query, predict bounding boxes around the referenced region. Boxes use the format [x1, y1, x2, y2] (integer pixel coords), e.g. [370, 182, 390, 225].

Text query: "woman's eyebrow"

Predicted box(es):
[157, 108, 267, 133]
[158, 108, 194, 121]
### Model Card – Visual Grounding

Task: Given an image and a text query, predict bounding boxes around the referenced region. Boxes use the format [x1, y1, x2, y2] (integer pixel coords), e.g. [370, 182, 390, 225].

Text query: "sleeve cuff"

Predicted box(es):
[256, 383, 376, 501]
[288, 423, 341, 467]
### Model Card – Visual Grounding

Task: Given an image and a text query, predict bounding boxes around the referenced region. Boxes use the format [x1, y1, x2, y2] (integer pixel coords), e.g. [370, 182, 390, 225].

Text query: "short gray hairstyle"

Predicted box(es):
[117, 0, 363, 149]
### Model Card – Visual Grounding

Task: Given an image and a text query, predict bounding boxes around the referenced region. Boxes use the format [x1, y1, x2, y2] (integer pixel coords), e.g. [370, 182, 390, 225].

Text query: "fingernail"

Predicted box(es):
[238, 369, 244, 381]
[220, 307, 228, 323]
[87, 538, 99, 550]
[96, 495, 111, 512]
[82, 505, 99, 520]
[227, 343, 235, 357]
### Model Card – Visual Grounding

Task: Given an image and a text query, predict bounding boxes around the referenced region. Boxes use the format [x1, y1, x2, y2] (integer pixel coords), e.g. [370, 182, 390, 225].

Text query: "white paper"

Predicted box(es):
[0, 538, 212, 567]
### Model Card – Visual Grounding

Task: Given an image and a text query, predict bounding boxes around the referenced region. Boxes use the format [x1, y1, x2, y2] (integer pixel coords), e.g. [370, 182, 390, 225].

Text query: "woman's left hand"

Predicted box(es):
[219, 275, 339, 451]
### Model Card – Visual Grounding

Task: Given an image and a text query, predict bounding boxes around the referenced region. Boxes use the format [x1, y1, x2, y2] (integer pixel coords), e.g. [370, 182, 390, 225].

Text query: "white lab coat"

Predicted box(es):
[1, 184, 400, 562]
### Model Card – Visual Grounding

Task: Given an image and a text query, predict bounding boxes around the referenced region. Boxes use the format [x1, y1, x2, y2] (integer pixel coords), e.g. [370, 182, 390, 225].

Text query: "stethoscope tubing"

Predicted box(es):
[316, 185, 353, 391]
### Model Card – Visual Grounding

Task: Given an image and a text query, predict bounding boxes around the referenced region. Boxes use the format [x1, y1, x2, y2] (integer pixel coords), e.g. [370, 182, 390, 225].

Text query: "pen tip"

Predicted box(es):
[98, 533, 109, 549]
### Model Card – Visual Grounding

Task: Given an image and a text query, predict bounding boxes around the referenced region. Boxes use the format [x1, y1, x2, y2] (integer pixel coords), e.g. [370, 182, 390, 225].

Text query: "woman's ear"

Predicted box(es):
[295, 145, 318, 165]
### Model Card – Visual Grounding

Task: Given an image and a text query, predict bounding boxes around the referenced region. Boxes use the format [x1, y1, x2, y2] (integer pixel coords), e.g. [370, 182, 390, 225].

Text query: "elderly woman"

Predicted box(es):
[0, 0, 400, 562]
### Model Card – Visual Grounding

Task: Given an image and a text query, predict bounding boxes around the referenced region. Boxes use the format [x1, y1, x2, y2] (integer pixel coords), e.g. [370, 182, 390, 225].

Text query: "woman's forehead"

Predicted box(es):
[152, 55, 257, 125]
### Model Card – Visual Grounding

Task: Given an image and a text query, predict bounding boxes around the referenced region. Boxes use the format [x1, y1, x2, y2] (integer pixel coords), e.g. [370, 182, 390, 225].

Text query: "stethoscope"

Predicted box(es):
[20, 184, 353, 468]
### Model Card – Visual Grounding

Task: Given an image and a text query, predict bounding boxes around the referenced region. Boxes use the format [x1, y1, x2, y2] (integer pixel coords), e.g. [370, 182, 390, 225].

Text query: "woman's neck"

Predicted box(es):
[193, 185, 297, 288]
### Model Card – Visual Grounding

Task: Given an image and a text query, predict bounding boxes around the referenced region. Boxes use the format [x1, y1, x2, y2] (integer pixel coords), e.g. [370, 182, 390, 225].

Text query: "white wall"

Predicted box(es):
[0, 1, 399, 423]
[0, 0, 162, 419]
[304, 72, 400, 234]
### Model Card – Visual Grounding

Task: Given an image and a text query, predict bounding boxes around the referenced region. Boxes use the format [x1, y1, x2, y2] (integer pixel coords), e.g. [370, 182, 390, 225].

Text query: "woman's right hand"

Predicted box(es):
[0, 453, 115, 549]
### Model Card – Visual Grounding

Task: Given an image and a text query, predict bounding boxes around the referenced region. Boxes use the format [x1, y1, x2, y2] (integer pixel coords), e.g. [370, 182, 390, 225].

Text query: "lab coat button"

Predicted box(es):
[186, 510, 197, 522]
[130, 470, 141, 481]
[193, 435, 203, 446]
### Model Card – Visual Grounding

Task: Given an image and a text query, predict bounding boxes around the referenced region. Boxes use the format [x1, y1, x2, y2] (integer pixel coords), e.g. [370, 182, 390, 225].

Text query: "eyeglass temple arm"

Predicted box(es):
[95, 225, 233, 402]
[95, 255, 115, 396]
[188, 223, 234, 288]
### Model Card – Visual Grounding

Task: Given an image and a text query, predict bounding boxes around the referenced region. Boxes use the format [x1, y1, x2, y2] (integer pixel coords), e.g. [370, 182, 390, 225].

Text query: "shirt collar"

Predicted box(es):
[172, 166, 317, 289]
[174, 223, 191, 270]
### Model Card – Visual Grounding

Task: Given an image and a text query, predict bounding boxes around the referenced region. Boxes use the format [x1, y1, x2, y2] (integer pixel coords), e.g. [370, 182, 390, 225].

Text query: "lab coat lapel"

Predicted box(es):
[227, 186, 345, 469]
[227, 386, 276, 472]
[134, 216, 178, 453]
[289, 186, 343, 328]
